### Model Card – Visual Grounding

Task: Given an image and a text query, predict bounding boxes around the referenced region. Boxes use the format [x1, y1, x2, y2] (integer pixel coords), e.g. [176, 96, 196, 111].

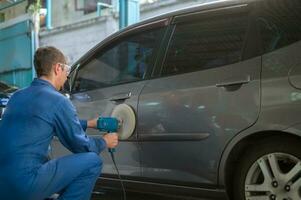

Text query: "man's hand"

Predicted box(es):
[87, 117, 98, 129]
[103, 133, 119, 148]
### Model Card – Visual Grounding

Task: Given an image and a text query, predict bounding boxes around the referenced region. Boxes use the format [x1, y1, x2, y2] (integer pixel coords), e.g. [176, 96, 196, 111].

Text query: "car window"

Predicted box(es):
[74, 27, 165, 92]
[256, 0, 301, 54]
[162, 12, 249, 76]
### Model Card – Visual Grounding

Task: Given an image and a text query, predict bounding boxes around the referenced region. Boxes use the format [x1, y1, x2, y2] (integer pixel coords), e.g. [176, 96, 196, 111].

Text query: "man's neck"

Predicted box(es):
[39, 76, 59, 90]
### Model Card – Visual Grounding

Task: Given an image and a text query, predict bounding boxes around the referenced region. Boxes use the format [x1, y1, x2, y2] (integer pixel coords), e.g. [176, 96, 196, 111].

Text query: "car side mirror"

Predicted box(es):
[61, 63, 80, 99]
[63, 77, 72, 93]
[61, 81, 71, 99]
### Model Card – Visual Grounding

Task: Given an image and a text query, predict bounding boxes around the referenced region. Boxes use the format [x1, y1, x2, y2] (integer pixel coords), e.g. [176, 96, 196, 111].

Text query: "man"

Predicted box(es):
[0, 46, 118, 200]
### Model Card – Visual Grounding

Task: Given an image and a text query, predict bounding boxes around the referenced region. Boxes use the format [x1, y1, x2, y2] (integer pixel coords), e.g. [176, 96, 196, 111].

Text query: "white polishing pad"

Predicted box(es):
[111, 104, 136, 140]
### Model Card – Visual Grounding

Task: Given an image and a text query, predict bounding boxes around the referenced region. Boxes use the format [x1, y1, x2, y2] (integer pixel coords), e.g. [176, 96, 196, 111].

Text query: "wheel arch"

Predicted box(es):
[219, 129, 301, 199]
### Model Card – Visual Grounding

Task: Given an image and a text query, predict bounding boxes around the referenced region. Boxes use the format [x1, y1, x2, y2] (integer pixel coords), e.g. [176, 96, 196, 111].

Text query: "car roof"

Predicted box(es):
[72, 0, 258, 68]
[125, 0, 256, 31]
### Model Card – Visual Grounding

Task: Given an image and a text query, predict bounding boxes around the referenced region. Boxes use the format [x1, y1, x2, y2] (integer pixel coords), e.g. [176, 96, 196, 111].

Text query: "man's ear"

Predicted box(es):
[53, 63, 61, 76]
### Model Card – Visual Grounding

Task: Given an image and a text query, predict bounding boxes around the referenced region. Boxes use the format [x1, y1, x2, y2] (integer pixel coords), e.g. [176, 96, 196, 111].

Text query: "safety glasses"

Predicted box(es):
[58, 63, 71, 76]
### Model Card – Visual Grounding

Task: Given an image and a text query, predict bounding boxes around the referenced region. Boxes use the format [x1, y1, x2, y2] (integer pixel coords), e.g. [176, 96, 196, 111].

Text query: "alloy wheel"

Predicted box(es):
[245, 153, 301, 200]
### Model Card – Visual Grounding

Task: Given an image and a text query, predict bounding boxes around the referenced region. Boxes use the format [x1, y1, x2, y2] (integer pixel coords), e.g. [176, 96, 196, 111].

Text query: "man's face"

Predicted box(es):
[54, 62, 71, 90]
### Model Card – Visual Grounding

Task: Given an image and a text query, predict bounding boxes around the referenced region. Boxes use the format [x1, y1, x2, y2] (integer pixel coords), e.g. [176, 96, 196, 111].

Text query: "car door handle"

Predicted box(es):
[216, 75, 251, 87]
[109, 92, 132, 101]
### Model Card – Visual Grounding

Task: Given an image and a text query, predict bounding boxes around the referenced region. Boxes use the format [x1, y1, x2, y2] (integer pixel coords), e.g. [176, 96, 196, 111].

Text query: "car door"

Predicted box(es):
[138, 4, 261, 186]
[51, 21, 167, 178]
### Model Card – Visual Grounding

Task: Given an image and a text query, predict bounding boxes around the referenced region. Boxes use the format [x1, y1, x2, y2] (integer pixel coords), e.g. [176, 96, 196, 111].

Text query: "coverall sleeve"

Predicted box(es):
[79, 120, 88, 131]
[53, 97, 107, 154]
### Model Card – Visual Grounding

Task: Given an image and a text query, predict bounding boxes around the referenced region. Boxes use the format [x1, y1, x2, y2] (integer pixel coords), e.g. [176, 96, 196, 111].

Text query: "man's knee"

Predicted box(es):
[84, 152, 103, 169]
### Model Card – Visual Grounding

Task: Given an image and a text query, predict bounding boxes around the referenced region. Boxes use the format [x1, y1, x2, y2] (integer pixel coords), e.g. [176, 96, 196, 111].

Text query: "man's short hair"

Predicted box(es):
[34, 46, 66, 77]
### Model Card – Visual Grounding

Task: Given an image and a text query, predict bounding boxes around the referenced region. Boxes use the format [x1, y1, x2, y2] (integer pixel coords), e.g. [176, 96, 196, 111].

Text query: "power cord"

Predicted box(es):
[110, 151, 127, 200]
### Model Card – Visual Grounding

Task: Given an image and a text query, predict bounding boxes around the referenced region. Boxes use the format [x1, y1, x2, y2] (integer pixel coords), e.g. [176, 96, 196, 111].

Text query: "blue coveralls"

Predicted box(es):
[0, 78, 107, 200]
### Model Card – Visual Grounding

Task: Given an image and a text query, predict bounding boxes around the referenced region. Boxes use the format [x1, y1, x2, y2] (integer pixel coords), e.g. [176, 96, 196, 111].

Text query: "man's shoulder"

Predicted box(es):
[42, 86, 65, 98]
[40, 86, 70, 105]
[13, 84, 67, 105]
[33, 85, 73, 113]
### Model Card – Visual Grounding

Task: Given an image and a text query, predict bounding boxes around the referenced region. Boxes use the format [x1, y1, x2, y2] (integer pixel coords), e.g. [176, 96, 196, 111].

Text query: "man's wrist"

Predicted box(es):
[87, 118, 98, 129]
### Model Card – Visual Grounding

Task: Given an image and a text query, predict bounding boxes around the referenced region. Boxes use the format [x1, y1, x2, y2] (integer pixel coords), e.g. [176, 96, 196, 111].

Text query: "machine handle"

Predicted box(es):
[216, 75, 251, 87]
[109, 147, 116, 153]
[97, 117, 119, 153]
[109, 92, 131, 102]
[107, 131, 116, 153]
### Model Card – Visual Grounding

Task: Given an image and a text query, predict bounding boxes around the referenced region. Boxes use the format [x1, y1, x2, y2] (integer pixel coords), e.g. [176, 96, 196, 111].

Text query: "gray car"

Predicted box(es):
[52, 0, 301, 199]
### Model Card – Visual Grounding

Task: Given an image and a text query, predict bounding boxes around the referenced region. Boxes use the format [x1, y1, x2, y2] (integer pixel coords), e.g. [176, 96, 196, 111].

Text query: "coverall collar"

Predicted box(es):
[32, 78, 57, 91]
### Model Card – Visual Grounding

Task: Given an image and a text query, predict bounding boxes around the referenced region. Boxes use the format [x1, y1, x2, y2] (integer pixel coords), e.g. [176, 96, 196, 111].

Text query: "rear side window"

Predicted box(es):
[74, 27, 165, 92]
[257, 0, 301, 54]
[162, 11, 249, 76]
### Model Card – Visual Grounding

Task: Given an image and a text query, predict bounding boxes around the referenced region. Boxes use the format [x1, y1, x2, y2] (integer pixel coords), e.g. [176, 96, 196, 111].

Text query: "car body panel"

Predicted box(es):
[51, 81, 146, 177]
[138, 56, 261, 186]
[218, 41, 301, 186]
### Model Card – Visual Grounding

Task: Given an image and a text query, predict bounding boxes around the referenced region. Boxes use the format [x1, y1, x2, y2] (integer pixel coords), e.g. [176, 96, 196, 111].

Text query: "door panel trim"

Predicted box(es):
[139, 133, 210, 141]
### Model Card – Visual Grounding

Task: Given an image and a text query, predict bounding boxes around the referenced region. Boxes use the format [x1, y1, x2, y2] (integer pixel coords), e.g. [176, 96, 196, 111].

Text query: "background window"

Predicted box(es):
[162, 13, 249, 76]
[74, 28, 165, 92]
[257, 0, 301, 54]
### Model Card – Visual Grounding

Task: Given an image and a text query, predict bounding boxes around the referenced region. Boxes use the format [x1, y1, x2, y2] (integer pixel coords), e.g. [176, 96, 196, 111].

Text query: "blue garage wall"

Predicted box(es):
[0, 20, 33, 88]
[128, 0, 139, 26]
[118, 0, 140, 29]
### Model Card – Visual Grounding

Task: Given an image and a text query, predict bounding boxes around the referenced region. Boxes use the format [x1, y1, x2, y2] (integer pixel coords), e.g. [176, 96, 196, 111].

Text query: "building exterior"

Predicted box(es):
[0, 0, 215, 87]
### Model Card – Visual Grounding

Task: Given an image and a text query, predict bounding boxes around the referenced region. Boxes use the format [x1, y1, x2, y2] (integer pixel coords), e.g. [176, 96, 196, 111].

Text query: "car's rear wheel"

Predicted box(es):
[233, 137, 301, 200]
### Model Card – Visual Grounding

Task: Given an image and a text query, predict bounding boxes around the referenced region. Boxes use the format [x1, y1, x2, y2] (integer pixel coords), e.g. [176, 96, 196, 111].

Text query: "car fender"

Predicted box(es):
[218, 122, 301, 186]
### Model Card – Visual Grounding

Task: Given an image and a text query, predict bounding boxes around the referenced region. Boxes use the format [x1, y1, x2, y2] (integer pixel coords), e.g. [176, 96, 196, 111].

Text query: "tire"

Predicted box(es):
[233, 136, 301, 200]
